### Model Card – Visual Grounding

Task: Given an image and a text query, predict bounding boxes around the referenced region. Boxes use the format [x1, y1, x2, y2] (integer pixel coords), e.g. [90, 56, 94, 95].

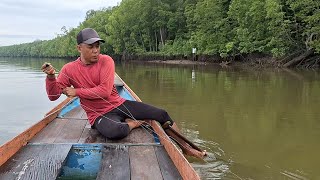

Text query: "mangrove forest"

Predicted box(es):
[0, 0, 319, 68]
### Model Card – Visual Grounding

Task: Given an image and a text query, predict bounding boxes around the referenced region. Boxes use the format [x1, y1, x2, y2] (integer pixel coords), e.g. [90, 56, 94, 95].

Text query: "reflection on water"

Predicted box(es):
[1, 58, 320, 179]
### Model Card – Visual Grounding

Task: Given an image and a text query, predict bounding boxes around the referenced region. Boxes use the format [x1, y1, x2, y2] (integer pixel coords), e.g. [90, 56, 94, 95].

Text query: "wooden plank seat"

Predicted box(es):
[0, 120, 182, 180]
[31, 118, 155, 144]
[96, 145, 130, 179]
[78, 121, 106, 143]
[31, 106, 157, 144]
[30, 118, 87, 144]
[97, 144, 182, 180]
[11, 98, 182, 180]
[0, 144, 72, 180]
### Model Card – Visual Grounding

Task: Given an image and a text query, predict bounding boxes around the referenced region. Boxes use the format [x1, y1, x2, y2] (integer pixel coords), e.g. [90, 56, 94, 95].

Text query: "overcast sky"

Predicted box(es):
[0, 0, 122, 46]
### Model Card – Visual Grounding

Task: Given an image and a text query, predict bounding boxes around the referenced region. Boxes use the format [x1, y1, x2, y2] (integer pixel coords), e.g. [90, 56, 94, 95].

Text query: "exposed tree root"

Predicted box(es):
[283, 49, 314, 68]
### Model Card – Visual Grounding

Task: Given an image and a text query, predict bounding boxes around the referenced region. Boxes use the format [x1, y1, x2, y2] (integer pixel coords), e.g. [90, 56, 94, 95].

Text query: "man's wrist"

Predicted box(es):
[47, 74, 55, 78]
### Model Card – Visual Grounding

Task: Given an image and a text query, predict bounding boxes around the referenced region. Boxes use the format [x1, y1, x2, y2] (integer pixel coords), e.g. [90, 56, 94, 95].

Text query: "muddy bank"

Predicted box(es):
[133, 56, 276, 69]
[145, 59, 208, 65]
[128, 55, 319, 69]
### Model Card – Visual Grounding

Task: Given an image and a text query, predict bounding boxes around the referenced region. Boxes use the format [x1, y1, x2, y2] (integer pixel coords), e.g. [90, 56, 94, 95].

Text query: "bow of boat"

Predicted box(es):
[0, 74, 200, 180]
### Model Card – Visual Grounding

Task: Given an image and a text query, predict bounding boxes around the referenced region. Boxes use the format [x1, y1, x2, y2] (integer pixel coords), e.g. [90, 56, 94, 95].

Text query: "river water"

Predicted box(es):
[0, 57, 319, 179]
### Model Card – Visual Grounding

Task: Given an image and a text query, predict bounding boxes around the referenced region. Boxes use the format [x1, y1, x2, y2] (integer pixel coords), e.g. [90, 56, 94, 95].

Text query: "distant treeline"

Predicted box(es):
[0, 0, 319, 67]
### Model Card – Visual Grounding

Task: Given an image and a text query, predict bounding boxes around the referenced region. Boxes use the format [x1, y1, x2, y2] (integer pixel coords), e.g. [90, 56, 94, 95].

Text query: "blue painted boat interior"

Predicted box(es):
[57, 144, 102, 180]
[58, 98, 80, 118]
[116, 86, 135, 101]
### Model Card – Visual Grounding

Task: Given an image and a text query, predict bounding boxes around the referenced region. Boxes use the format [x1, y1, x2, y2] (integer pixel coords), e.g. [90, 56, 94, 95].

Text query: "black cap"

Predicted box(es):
[77, 28, 105, 45]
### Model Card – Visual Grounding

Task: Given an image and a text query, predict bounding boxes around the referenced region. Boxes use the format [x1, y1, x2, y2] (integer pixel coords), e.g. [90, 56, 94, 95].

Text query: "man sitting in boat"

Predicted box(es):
[41, 28, 206, 159]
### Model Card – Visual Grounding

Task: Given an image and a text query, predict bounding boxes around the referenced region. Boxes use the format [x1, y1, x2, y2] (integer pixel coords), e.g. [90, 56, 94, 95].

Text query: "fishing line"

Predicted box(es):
[47, 65, 203, 155]
[49, 66, 136, 122]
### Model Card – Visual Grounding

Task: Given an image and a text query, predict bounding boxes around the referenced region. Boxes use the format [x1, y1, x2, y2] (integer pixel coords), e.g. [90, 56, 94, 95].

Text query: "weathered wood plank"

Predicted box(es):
[129, 146, 163, 180]
[0, 144, 72, 180]
[54, 119, 87, 143]
[96, 145, 130, 180]
[107, 127, 154, 144]
[20, 144, 71, 180]
[154, 146, 182, 180]
[62, 106, 85, 119]
[0, 145, 45, 179]
[81, 111, 88, 119]
[78, 122, 105, 143]
[30, 119, 68, 143]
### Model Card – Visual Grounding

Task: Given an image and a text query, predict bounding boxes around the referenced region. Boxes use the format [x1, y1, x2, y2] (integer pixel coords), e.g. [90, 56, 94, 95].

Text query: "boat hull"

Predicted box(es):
[0, 74, 200, 180]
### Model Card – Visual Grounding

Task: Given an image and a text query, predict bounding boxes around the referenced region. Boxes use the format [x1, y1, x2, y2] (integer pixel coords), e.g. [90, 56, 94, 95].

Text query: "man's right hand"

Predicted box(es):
[41, 62, 55, 76]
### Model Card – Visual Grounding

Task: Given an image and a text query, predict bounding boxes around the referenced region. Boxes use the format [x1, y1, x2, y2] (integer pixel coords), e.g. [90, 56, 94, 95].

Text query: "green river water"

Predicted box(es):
[0, 57, 319, 179]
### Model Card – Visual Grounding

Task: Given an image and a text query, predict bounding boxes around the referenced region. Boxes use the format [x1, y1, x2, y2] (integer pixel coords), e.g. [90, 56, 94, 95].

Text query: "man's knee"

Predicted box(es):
[105, 124, 130, 140]
[159, 109, 173, 125]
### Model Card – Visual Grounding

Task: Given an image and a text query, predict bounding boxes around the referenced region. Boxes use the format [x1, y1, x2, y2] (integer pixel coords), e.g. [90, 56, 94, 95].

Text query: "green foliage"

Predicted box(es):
[192, 0, 232, 55]
[287, 0, 320, 52]
[265, 0, 291, 57]
[228, 0, 272, 54]
[0, 0, 319, 58]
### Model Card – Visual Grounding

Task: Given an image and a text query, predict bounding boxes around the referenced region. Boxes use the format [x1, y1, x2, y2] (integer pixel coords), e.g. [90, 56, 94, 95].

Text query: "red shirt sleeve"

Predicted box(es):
[46, 65, 71, 101]
[75, 56, 114, 100]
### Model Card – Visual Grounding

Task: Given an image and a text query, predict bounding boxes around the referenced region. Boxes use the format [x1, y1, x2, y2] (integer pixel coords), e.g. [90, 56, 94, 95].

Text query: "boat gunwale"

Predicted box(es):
[0, 74, 200, 180]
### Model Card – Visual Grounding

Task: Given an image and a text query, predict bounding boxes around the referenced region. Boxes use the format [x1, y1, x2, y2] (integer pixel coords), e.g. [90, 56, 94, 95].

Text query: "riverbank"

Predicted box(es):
[146, 59, 208, 65]
[142, 56, 277, 69]
[140, 53, 320, 69]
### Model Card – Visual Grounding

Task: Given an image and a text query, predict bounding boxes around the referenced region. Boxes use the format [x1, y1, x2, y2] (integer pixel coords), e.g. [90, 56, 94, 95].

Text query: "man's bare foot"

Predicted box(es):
[125, 119, 143, 130]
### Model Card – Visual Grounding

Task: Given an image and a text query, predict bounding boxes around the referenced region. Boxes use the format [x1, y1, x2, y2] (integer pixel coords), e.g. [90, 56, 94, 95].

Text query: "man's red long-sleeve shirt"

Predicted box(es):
[46, 54, 125, 125]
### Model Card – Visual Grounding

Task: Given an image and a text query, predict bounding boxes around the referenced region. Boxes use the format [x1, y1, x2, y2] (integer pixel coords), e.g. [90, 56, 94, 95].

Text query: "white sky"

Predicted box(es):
[0, 0, 122, 46]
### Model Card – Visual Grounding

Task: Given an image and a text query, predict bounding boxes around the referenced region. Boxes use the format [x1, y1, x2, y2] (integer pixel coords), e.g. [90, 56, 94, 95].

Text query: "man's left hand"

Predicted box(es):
[63, 87, 77, 97]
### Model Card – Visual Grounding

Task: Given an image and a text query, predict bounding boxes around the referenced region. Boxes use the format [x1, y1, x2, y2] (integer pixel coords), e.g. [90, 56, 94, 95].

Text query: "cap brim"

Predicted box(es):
[83, 38, 105, 44]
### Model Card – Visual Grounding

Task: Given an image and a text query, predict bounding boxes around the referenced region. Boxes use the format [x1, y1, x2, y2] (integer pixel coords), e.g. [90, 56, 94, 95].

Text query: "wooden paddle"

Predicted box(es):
[162, 121, 204, 153]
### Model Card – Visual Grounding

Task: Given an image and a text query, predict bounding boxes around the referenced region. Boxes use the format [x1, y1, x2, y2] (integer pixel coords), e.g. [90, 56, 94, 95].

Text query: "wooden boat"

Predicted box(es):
[0, 74, 200, 180]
